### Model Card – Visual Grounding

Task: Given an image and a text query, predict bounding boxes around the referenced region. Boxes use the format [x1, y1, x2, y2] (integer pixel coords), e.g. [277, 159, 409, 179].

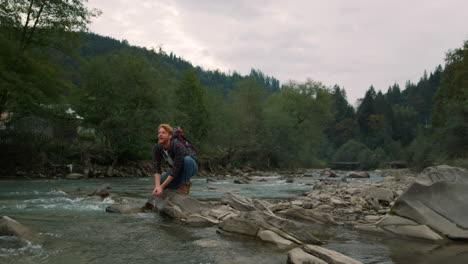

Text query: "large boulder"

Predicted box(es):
[287, 245, 362, 264]
[66, 173, 85, 180]
[276, 207, 340, 225]
[361, 186, 394, 204]
[345, 172, 369, 179]
[355, 215, 445, 242]
[220, 192, 272, 213]
[88, 184, 111, 198]
[219, 211, 322, 246]
[218, 215, 259, 236]
[392, 165, 468, 240]
[257, 229, 298, 249]
[416, 165, 468, 185]
[0, 216, 38, 242]
[287, 247, 327, 264]
[145, 191, 218, 226]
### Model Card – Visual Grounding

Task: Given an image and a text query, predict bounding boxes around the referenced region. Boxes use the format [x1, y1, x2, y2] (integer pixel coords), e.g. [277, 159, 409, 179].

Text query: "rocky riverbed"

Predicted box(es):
[3, 165, 468, 264]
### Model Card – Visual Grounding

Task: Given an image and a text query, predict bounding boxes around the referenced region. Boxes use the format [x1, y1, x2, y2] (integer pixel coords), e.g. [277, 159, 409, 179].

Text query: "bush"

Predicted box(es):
[406, 128, 436, 170]
[447, 159, 468, 170]
[385, 140, 405, 160]
[332, 140, 379, 170]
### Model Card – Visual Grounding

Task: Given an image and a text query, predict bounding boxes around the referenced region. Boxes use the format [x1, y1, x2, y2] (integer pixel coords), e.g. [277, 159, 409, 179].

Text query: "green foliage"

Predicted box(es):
[74, 50, 166, 160]
[385, 83, 404, 105]
[432, 41, 468, 158]
[403, 67, 441, 124]
[332, 140, 379, 169]
[0, 0, 100, 52]
[447, 159, 468, 170]
[392, 105, 418, 145]
[228, 78, 268, 155]
[406, 128, 437, 170]
[326, 85, 356, 149]
[385, 140, 405, 160]
[263, 80, 332, 168]
[175, 69, 209, 143]
[1, 0, 467, 173]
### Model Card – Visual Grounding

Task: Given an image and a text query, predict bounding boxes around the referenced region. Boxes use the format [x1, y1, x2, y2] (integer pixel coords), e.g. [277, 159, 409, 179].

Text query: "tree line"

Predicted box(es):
[1, 1, 467, 175]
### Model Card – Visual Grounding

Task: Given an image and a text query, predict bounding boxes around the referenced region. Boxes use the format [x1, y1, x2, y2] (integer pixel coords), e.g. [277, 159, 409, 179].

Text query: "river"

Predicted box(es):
[1, 175, 467, 264]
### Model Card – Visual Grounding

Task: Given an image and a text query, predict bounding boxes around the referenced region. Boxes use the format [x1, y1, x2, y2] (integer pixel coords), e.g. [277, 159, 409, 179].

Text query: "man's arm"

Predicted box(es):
[152, 145, 164, 195]
[153, 173, 174, 196]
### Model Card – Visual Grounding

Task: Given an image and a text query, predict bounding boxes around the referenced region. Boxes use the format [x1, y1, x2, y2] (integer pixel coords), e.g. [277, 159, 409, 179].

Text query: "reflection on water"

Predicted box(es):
[1, 175, 467, 264]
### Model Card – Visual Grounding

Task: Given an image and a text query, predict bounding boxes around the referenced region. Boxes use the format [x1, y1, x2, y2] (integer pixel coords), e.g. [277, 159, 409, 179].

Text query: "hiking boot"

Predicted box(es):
[176, 182, 192, 195]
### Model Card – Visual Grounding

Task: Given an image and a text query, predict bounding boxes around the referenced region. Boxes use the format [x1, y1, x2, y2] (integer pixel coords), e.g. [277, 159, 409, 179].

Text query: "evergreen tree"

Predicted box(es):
[432, 40, 468, 158]
[327, 85, 356, 147]
[175, 69, 209, 144]
[356, 86, 376, 137]
[385, 83, 404, 105]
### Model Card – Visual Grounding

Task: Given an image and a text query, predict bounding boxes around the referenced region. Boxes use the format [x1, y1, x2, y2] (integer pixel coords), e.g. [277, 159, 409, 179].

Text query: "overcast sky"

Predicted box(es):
[87, 0, 468, 104]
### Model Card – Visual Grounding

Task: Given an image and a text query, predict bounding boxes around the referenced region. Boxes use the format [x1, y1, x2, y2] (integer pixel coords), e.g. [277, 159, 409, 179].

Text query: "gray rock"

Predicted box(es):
[302, 244, 363, 264]
[145, 191, 213, 222]
[105, 203, 142, 214]
[88, 184, 111, 197]
[186, 214, 219, 227]
[207, 205, 236, 221]
[277, 208, 339, 225]
[416, 165, 468, 185]
[316, 204, 333, 211]
[361, 186, 394, 204]
[269, 202, 291, 212]
[393, 166, 468, 240]
[219, 215, 259, 236]
[221, 193, 272, 213]
[354, 224, 387, 234]
[381, 224, 444, 242]
[344, 188, 361, 195]
[66, 173, 85, 180]
[0, 216, 38, 242]
[346, 172, 370, 178]
[364, 215, 382, 223]
[356, 166, 468, 243]
[350, 196, 366, 208]
[234, 178, 250, 184]
[257, 229, 297, 248]
[330, 197, 347, 206]
[287, 247, 327, 264]
[302, 202, 314, 209]
[376, 215, 419, 227]
[219, 211, 322, 245]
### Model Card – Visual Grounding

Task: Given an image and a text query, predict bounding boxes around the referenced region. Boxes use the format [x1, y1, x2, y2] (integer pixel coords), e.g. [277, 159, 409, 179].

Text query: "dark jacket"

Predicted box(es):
[152, 140, 190, 178]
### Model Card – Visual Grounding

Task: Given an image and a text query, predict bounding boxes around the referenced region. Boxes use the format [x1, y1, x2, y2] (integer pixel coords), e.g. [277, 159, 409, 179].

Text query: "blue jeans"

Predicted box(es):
[161, 156, 198, 190]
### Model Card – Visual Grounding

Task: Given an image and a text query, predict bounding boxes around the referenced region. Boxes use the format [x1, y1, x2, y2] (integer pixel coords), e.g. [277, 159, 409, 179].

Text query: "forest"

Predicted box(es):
[1, 1, 467, 176]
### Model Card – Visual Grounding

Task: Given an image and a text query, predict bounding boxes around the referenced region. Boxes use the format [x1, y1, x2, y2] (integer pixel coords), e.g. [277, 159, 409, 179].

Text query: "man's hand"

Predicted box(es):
[153, 185, 163, 196]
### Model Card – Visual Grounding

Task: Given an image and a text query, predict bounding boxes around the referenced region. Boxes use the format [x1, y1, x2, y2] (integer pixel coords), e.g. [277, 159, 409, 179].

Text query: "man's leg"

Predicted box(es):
[176, 156, 198, 195]
[182, 156, 198, 184]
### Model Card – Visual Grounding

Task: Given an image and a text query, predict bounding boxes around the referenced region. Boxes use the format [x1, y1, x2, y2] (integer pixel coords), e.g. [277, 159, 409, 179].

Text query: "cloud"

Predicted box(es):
[87, 0, 468, 103]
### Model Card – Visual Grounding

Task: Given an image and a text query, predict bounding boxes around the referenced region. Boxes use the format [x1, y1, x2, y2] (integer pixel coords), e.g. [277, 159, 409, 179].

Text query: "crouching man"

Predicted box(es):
[152, 124, 198, 195]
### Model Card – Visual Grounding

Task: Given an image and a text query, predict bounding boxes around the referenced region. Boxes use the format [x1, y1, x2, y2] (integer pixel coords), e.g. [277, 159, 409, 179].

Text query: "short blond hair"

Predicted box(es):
[158, 124, 173, 137]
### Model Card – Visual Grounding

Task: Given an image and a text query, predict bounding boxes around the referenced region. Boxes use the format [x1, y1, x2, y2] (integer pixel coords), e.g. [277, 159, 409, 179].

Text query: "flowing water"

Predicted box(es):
[1, 174, 467, 264]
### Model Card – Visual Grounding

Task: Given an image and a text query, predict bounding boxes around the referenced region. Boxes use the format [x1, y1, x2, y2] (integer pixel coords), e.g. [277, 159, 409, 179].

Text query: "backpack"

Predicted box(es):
[173, 127, 197, 161]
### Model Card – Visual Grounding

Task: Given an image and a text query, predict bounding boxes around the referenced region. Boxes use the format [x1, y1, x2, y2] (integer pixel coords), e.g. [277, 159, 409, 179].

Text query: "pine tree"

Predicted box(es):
[175, 69, 209, 143]
[432, 40, 468, 158]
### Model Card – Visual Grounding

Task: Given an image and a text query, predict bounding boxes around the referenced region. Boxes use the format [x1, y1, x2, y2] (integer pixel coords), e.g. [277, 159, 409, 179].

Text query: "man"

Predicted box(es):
[152, 124, 198, 196]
